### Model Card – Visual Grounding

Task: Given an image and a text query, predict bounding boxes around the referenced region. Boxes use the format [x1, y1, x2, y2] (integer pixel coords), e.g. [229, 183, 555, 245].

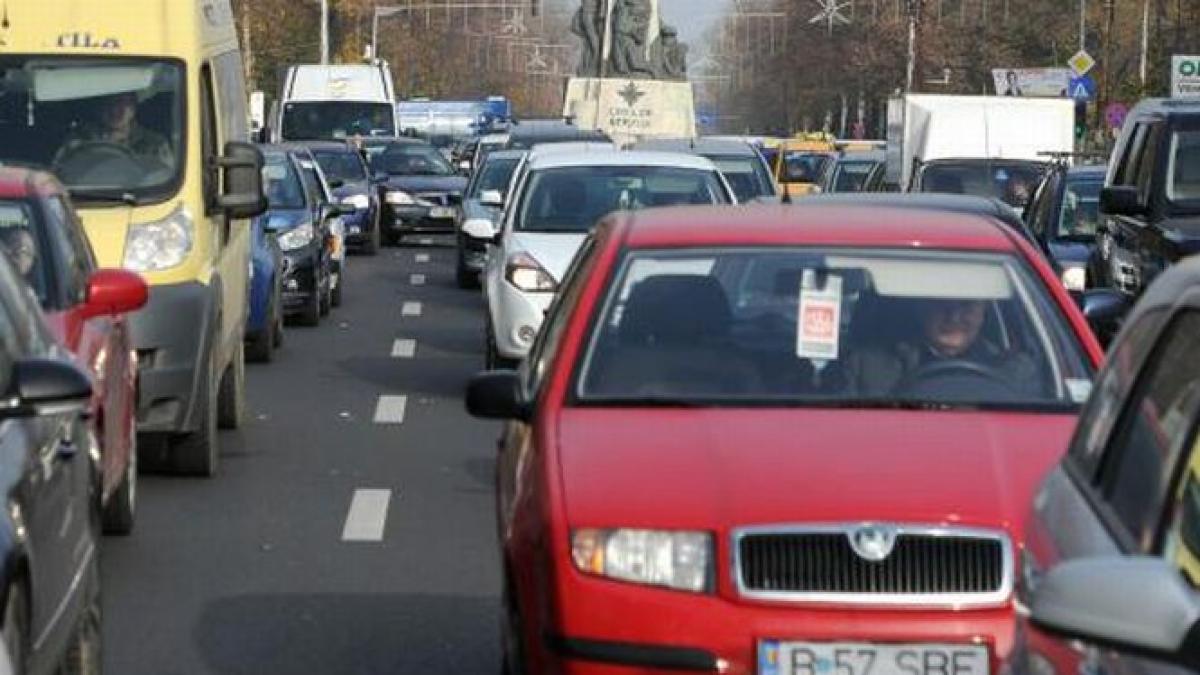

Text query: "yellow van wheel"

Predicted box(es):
[171, 349, 218, 477]
[217, 341, 246, 430]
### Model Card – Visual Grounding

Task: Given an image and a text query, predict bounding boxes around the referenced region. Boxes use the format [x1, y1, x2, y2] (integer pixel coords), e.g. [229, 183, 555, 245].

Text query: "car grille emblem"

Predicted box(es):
[848, 524, 897, 562]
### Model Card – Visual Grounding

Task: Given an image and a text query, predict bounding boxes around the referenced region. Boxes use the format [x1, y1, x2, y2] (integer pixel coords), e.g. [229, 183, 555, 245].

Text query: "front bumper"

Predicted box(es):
[384, 204, 457, 234]
[458, 232, 489, 272]
[490, 280, 553, 360]
[542, 572, 1015, 674]
[281, 248, 321, 311]
[129, 281, 215, 435]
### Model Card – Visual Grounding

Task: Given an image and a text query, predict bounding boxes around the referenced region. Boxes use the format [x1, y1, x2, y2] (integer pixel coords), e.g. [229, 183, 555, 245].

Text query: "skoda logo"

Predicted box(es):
[848, 525, 898, 562]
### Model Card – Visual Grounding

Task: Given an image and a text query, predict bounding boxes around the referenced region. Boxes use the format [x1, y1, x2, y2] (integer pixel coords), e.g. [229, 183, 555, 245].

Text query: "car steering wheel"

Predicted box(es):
[895, 358, 1020, 400]
[56, 141, 141, 167]
[54, 142, 167, 183]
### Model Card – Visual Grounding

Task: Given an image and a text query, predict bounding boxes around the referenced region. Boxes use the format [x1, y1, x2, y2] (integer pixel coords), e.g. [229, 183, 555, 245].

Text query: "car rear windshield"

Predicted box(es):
[1058, 177, 1103, 239]
[576, 248, 1093, 411]
[516, 166, 729, 233]
[370, 144, 455, 177]
[313, 149, 367, 183]
[262, 153, 306, 210]
[710, 155, 773, 201]
[919, 162, 1044, 208]
[782, 152, 831, 183]
[829, 160, 881, 193]
[1168, 130, 1200, 207]
[280, 101, 395, 141]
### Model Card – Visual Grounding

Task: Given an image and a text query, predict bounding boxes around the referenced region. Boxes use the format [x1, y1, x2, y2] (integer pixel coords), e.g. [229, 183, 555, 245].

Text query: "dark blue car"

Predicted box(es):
[1024, 163, 1107, 292]
[245, 211, 285, 362]
[307, 142, 383, 255]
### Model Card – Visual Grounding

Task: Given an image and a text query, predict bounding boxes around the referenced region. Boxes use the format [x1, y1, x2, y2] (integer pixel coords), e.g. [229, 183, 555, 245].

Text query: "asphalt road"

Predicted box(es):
[100, 239, 503, 674]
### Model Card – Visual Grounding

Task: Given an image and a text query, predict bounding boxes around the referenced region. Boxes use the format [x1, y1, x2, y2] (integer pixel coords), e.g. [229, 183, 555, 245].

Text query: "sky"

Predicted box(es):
[659, 0, 728, 54]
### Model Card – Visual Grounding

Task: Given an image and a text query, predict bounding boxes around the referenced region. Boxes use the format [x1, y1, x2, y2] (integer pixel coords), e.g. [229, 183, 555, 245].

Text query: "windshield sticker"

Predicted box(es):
[1065, 378, 1093, 403]
[796, 270, 843, 360]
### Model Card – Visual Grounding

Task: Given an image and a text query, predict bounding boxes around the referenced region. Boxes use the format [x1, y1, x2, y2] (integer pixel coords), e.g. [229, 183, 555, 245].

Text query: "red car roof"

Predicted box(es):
[0, 167, 64, 200]
[616, 204, 1020, 253]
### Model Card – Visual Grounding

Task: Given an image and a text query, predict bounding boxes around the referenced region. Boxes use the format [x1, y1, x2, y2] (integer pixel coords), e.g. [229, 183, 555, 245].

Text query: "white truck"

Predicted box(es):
[886, 94, 1076, 191]
[273, 62, 399, 142]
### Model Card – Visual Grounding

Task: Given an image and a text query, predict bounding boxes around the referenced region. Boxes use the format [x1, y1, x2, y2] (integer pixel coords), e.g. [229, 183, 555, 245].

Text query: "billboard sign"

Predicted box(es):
[992, 68, 1072, 98]
[1172, 56, 1200, 98]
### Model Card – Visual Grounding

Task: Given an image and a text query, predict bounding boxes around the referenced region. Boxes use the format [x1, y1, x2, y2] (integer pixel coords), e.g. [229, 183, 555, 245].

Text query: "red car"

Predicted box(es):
[0, 169, 147, 534]
[467, 203, 1104, 675]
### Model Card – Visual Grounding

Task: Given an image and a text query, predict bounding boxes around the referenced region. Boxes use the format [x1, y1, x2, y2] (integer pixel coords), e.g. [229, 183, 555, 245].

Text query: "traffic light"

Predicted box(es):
[1074, 100, 1088, 141]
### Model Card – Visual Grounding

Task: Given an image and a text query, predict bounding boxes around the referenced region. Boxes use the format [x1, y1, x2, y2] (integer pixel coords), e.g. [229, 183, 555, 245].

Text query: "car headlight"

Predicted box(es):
[277, 222, 316, 251]
[386, 191, 416, 205]
[572, 529, 712, 593]
[342, 194, 370, 210]
[123, 205, 194, 272]
[504, 251, 557, 292]
[1061, 265, 1087, 292]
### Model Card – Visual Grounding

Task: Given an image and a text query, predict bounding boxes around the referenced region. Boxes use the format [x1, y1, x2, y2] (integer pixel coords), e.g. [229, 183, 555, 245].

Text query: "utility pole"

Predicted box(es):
[1140, 0, 1150, 88]
[319, 0, 330, 64]
[1079, 0, 1086, 51]
[905, 0, 923, 93]
[240, 0, 255, 89]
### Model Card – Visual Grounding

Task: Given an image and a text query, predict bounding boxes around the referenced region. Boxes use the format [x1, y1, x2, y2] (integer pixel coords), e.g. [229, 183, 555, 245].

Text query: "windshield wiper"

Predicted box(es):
[67, 189, 138, 206]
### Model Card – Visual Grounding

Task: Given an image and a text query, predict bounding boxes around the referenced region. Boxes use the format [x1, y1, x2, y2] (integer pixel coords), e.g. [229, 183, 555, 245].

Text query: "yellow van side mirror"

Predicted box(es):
[217, 142, 268, 219]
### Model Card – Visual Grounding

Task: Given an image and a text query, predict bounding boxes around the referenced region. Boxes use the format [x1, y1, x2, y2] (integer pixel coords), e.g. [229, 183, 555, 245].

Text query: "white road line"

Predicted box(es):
[410, 273, 426, 286]
[401, 301, 423, 317]
[419, 237, 433, 245]
[373, 395, 408, 424]
[415, 253, 431, 263]
[392, 339, 417, 358]
[341, 489, 392, 542]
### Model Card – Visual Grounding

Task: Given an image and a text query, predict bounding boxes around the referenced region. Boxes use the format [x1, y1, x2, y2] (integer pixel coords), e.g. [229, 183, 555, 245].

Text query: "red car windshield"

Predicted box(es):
[577, 248, 1093, 410]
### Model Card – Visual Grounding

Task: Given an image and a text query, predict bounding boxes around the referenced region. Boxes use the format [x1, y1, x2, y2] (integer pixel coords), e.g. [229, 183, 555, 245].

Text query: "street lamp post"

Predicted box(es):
[372, 6, 405, 61]
[320, 0, 330, 64]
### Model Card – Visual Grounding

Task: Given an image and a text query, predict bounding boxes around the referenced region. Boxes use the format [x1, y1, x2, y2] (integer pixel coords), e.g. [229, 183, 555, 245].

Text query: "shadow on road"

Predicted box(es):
[194, 592, 499, 674]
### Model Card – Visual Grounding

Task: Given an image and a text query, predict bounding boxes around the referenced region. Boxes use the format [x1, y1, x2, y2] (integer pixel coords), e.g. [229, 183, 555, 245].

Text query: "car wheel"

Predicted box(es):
[319, 269, 332, 317]
[297, 285, 321, 327]
[363, 216, 380, 256]
[217, 341, 246, 430]
[101, 430, 136, 536]
[331, 269, 344, 308]
[247, 289, 276, 363]
[171, 346, 219, 477]
[456, 248, 477, 289]
[59, 572, 101, 675]
[3, 582, 28, 675]
[273, 302, 285, 348]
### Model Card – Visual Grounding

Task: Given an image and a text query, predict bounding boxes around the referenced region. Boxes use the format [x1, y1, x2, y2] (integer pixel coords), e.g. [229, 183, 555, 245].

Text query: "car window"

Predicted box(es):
[1167, 130, 1200, 205]
[1099, 311, 1200, 550]
[469, 157, 520, 199]
[1025, 172, 1057, 238]
[1114, 123, 1148, 187]
[709, 155, 772, 201]
[1163, 434, 1200, 586]
[1057, 177, 1103, 239]
[919, 163, 1043, 208]
[43, 197, 89, 305]
[370, 144, 455, 177]
[262, 154, 306, 210]
[313, 150, 368, 183]
[576, 247, 1093, 410]
[0, 200, 49, 306]
[1136, 122, 1165, 205]
[782, 153, 830, 183]
[523, 236, 597, 397]
[298, 161, 327, 205]
[830, 160, 879, 193]
[516, 166, 729, 233]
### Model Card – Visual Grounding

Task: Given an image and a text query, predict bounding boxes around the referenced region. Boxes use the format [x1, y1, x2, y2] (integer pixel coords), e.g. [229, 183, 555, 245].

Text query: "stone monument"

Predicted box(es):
[563, 0, 696, 142]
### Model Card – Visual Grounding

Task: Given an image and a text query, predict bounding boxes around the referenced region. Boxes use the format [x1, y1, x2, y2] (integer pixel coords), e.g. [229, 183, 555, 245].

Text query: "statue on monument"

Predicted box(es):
[570, 0, 605, 77]
[609, 0, 654, 79]
[653, 25, 688, 81]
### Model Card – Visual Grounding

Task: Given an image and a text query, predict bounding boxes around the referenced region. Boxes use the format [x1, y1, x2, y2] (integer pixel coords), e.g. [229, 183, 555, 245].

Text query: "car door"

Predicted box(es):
[1025, 170, 1060, 256]
[0, 258, 93, 656]
[1104, 121, 1160, 295]
[296, 158, 332, 276]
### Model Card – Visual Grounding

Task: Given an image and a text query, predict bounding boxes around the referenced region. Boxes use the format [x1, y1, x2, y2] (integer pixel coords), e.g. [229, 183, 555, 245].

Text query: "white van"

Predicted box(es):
[273, 63, 399, 142]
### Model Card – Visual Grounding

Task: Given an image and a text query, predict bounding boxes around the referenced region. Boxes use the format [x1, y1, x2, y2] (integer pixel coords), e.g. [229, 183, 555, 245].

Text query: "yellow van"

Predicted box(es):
[0, 0, 266, 476]
[772, 134, 839, 196]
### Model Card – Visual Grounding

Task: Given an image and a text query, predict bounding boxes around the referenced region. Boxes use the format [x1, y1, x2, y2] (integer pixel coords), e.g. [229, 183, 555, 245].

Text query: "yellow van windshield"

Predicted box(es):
[0, 56, 184, 203]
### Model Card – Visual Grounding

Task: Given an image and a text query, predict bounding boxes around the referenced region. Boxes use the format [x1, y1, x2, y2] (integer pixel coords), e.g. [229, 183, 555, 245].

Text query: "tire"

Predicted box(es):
[171, 348, 219, 477]
[246, 301, 275, 364]
[456, 248, 478, 289]
[59, 573, 101, 675]
[331, 269, 344, 308]
[273, 302, 284, 348]
[3, 582, 28, 675]
[362, 215, 380, 256]
[297, 286, 320, 327]
[101, 433, 136, 536]
[217, 341, 246, 430]
[319, 268, 332, 317]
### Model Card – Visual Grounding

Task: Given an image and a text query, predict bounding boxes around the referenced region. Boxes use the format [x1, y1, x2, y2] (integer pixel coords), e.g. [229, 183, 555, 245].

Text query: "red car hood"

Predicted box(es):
[557, 408, 1074, 536]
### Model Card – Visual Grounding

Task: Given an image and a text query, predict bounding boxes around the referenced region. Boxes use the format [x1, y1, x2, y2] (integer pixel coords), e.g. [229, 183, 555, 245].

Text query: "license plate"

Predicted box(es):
[430, 206, 455, 219]
[348, 225, 361, 235]
[759, 642, 989, 675]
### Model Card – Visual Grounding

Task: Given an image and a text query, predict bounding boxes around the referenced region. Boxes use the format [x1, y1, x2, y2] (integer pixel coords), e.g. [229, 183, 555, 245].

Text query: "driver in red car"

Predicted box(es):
[844, 299, 1038, 397]
[55, 91, 173, 167]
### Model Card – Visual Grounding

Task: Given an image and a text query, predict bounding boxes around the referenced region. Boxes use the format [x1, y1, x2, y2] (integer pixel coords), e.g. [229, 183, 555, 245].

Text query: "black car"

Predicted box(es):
[260, 146, 343, 326]
[0, 247, 101, 675]
[1092, 98, 1200, 305]
[1024, 163, 1107, 292]
[910, 158, 1048, 209]
[306, 141, 383, 255]
[369, 141, 468, 244]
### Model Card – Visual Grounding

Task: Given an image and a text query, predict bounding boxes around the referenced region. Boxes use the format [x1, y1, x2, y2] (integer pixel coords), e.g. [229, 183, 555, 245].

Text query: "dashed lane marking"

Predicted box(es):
[411, 273, 426, 286]
[373, 395, 408, 424]
[415, 253, 430, 263]
[392, 339, 417, 358]
[341, 489, 392, 542]
[402, 301, 423, 317]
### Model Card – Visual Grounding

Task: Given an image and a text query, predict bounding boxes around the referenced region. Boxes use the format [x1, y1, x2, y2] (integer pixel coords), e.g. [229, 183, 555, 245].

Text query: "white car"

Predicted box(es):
[475, 148, 736, 367]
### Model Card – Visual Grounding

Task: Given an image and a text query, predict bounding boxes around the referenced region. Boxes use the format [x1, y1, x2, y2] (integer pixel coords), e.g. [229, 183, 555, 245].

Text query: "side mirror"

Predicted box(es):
[217, 141, 268, 219]
[0, 358, 92, 419]
[1032, 556, 1200, 670]
[82, 269, 147, 319]
[1079, 288, 1129, 344]
[1100, 186, 1144, 217]
[327, 177, 346, 190]
[480, 189, 505, 208]
[465, 371, 530, 420]
[462, 218, 497, 241]
[322, 203, 355, 220]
